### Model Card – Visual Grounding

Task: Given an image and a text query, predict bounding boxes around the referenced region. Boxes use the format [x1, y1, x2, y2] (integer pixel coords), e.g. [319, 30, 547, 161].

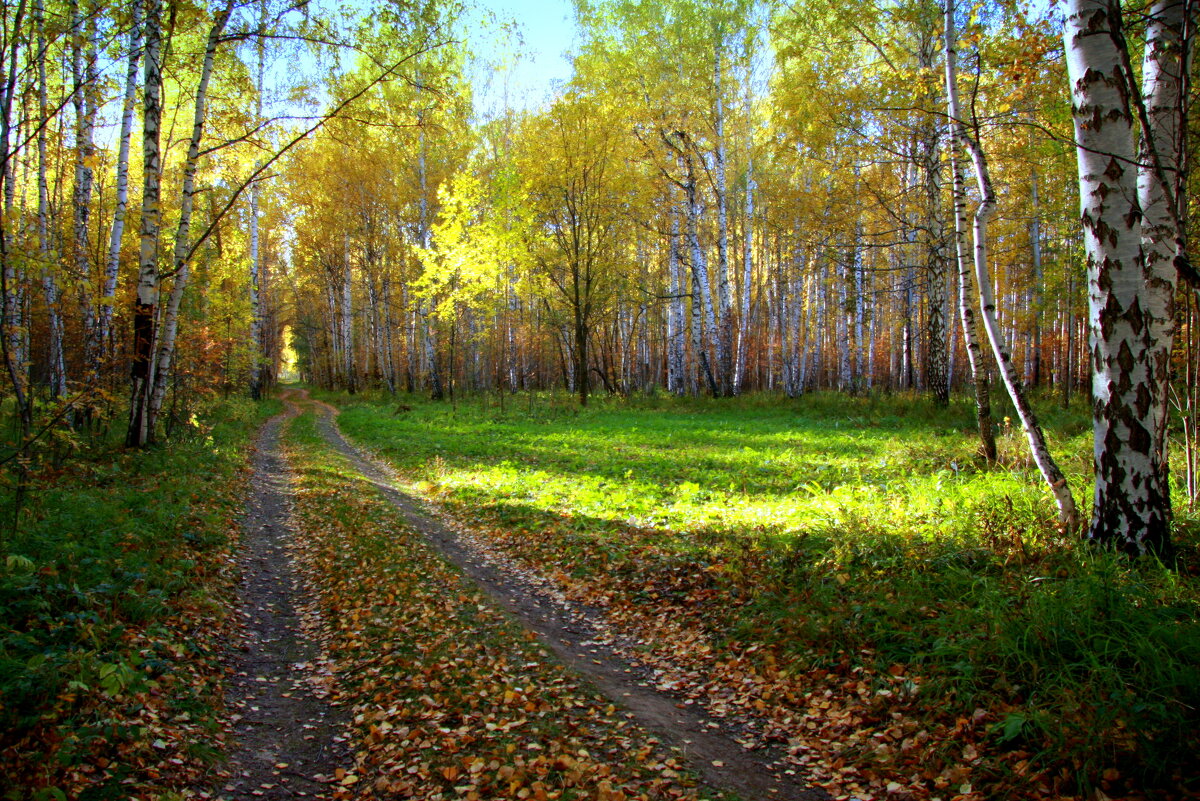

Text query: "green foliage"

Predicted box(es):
[322, 389, 1200, 794]
[0, 397, 280, 796]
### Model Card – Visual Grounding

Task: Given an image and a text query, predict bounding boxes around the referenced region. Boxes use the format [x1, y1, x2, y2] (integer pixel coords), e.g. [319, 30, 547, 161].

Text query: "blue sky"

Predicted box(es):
[467, 0, 579, 113]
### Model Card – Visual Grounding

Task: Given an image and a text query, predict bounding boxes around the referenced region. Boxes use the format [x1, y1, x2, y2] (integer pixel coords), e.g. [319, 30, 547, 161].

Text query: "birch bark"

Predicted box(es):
[944, 4, 997, 463]
[71, 0, 99, 378]
[34, 0, 65, 398]
[713, 39, 733, 396]
[101, 0, 142, 361]
[145, 0, 234, 438]
[1064, 0, 1181, 551]
[949, 0, 1076, 526]
[126, 0, 162, 447]
[1136, 0, 1189, 551]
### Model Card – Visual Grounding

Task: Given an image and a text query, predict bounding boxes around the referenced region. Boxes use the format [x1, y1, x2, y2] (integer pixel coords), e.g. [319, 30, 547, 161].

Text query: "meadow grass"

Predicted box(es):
[320, 387, 1200, 796]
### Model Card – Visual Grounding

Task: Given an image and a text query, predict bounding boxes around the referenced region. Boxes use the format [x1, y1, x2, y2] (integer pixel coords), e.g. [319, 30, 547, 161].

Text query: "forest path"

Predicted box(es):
[218, 392, 350, 800]
[299, 390, 825, 801]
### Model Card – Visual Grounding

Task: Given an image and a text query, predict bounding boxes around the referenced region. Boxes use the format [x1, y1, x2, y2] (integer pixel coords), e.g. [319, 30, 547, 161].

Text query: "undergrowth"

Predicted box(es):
[320, 388, 1200, 799]
[0, 396, 280, 801]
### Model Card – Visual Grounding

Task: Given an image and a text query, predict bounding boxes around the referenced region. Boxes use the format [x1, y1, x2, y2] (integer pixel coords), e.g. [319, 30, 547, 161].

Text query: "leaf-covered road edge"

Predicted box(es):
[282, 407, 735, 801]
[0, 399, 280, 801]
[216, 394, 351, 800]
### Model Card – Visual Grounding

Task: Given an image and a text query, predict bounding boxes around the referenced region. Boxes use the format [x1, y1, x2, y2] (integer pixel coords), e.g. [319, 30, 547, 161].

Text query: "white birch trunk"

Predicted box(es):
[685, 157, 719, 395]
[71, 0, 100, 379]
[949, 0, 1075, 526]
[667, 205, 684, 394]
[146, 0, 233, 437]
[35, 0, 65, 398]
[101, 0, 142, 361]
[944, 2, 997, 463]
[1136, 0, 1188, 549]
[1066, 0, 1169, 550]
[734, 61, 755, 394]
[713, 41, 733, 395]
[127, 0, 163, 447]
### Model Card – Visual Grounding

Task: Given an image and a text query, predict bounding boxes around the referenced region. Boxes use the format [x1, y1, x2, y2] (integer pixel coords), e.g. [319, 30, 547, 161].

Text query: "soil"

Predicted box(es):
[218, 394, 350, 800]
[301, 391, 826, 801]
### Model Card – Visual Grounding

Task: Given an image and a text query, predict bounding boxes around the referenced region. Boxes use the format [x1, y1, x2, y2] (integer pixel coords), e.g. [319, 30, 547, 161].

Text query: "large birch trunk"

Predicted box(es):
[919, 38, 950, 406]
[1136, 0, 1189, 551]
[145, 1, 233, 439]
[1065, 0, 1179, 552]
[126, 0, 163, 447]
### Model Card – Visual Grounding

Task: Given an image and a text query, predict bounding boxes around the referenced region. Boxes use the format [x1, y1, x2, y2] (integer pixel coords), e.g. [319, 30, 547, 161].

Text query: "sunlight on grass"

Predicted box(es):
[331, 390, 1091, 548]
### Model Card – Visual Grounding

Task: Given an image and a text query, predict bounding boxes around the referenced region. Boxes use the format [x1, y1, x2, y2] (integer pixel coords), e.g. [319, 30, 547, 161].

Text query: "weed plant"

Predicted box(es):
[322, 388, 1200, 796]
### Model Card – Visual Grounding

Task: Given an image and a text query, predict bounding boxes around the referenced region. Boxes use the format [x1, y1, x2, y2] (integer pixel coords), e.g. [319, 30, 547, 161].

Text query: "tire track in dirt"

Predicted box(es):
[300, 391, 825, 801]
[219, 393, 350, 800]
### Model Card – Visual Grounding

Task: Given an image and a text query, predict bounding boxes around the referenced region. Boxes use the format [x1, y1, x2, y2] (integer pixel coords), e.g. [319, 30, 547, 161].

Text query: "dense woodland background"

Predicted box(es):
[1, 1, 1200, 799]
[4, 0, 1196, 537]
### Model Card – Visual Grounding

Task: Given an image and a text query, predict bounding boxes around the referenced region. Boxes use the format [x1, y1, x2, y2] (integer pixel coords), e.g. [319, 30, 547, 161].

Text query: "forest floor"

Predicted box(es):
[4, 389, 1197, 801]
[224, 388, 823, 800]
[305, 388, 1200, 801]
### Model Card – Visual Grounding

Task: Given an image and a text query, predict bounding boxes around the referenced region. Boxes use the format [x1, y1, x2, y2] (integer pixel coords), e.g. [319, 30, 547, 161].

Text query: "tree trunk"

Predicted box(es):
[71, 0, 100, 382]
[713, 39, 733, 396]
[1136, 0, 1189, 551]
[101, 0, 142, 363]
[126, 0, 163, 448]
[145, 0, 233, 440]
[949, 0, 1076, 527]
[35, 0, 65, 399]
[248, 1, 266, 399]
[1065, 0, 1182, 553]
[919, 35, 949, 405]
[685, 157, 719, 396]
[944, 5, 997, 463]
[734, 74, 754, 394]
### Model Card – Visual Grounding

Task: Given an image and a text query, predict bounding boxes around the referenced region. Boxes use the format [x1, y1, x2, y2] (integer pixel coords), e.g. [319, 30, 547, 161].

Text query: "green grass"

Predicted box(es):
[320, 388, 1200, 798]
[0, 395, 280, 800]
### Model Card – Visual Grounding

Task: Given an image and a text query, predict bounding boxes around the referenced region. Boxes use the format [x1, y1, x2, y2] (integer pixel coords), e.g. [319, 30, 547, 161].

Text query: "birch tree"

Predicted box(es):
[947, 0, 1076, 527]
[1064, 0, 1191, 553]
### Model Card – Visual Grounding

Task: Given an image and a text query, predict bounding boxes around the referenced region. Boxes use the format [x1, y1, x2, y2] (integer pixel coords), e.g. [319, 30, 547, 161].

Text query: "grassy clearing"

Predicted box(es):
[0, 397, 280, 801]
[283, 409, 728, 801]
[320, 388, 1200, 800]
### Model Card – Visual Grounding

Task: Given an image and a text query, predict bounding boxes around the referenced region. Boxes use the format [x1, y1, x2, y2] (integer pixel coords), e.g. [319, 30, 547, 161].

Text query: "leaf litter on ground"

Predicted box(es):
[283, 410, 731, 801]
